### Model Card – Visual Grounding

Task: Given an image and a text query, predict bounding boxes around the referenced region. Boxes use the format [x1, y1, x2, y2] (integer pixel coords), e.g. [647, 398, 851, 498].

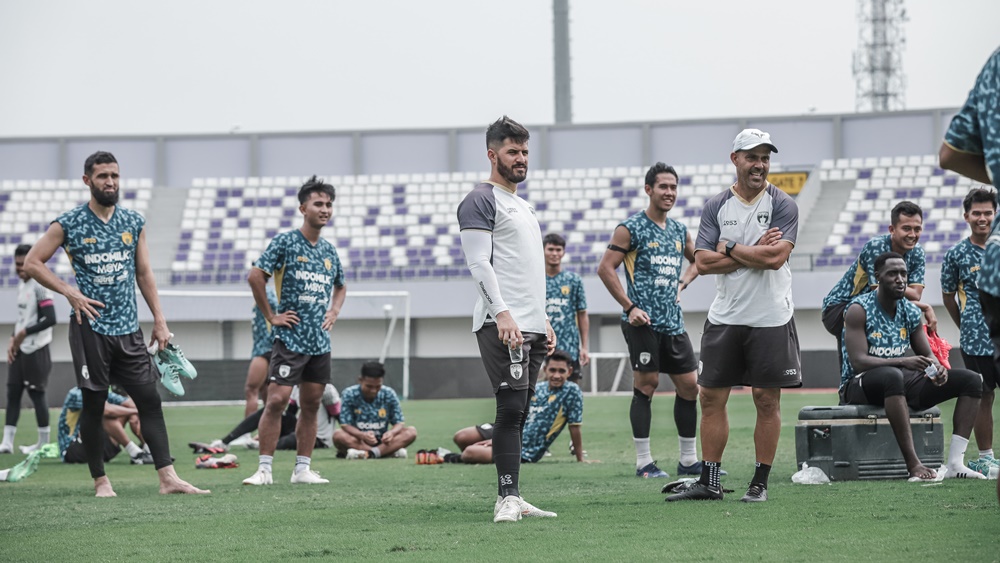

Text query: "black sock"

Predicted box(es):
[700, 460, 721, 489]
[673, 396, 697, 438]
[224, 409, 264, 444]
[80, 388, 109, 479]
[752, 462, 771, 487]
[122, 383, 172, 470]
[27, 389, 49, 428]
[494, 388, 530, 498]
[630, 388, 652, 439]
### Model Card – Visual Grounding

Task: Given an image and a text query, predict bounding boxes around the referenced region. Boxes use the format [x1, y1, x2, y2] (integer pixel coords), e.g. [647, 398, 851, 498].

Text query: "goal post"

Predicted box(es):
[157, 289, 412, 399]
[584, 352, 631, 396]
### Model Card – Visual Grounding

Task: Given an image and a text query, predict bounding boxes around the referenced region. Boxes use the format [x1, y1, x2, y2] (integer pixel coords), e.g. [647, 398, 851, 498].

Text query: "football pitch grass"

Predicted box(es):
[1, 392, 997, 562]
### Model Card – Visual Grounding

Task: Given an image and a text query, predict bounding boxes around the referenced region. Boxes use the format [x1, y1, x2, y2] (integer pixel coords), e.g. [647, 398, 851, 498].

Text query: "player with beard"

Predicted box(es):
[458, 116, 557, 523]
[940, 188, 999, 476]
[598, 162, 706, 479]
[839, 252, 985, 480]
[24, 151, 208, 497]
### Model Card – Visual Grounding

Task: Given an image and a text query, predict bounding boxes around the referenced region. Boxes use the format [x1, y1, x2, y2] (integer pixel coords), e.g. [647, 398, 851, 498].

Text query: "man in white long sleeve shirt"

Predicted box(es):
[457, 115, 556, 523]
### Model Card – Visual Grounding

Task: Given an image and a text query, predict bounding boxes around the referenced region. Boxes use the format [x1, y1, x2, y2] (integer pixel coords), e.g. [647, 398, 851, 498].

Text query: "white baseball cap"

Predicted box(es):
[732, 128, 778, 153]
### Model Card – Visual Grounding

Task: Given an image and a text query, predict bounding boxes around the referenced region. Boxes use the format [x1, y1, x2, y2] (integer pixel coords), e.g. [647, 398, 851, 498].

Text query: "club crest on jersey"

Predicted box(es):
[378, 408, 387, 418]
[324, 258, 333, 270]
[548, 395, 557, 403]
[900, 328, 907, 339]
[510, 364, 523, 380]
[756, 212, 769, 226]
[675, 240, 682, 252]
[121, 232, 133, 245]
[639, 352, 651, 365]
[561, 285, 570, 295]
[278, 365, 291, 378]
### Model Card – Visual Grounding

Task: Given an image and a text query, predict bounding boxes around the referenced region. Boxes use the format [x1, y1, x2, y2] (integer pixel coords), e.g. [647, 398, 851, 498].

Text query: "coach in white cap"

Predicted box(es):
[666, 128, 801, 503]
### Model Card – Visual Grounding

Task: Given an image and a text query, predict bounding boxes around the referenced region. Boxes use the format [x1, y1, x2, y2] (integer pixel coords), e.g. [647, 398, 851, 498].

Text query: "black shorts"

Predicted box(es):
[68, 319, 157, 392]
[699, 318, 802, 388]
[841, 367, 983, 410]
[475, 423, 494, 440]
[821, 302, 849, 337]
[981, 291, 1000, 367]
[63, 435, 120, 464]
[8, 345, 52, 391]
[568, 358, 583, 382]
[620, 322, 698, 374]
[961, 352, 999, 392]
[474, 324, 547, 393]
[268, 339, 331, 387]
[255, 351, 272, 362]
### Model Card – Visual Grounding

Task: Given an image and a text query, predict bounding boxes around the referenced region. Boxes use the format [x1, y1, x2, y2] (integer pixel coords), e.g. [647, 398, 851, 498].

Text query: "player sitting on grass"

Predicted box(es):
[839, 252, 986, 480]
[58, 386, 154, 466]
[192, 384, 340, 453]
[452, 351, 595, 465]
[333, 362, 416, 459]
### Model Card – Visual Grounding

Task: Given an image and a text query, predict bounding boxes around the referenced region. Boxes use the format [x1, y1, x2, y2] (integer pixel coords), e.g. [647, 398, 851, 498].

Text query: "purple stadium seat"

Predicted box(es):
[858, 169, 872, 179]
[611, 178, 623, 188]
[535, 202, 547, 211]
[393, 196, 404, 205]
[865, 191, 878, 200]
[419, 216, 431, 224]
[363, 218, 375, 226]
[571, 211, 584, 221]
[393, 184, 405, 194]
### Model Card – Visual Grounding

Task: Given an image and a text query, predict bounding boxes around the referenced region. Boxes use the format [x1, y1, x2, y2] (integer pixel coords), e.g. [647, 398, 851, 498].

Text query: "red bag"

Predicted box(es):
[924, 325, 952, 369]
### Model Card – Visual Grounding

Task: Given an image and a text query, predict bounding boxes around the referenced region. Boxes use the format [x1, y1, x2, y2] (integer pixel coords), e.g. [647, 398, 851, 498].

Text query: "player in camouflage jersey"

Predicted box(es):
[243, 284, 279, 418]
[243, 175, 347, 486]
[333, 361, 416, 459]
[840, 252, 986, 480]
[598, 162, 703, 479]
[822, 201, 938, 369]
[543, 233, 589, 382]
[453, 351, 596, 464]
[941, 188, 999, 475]
[940, 48, 1000, 500]
[25, 151, 207, 496]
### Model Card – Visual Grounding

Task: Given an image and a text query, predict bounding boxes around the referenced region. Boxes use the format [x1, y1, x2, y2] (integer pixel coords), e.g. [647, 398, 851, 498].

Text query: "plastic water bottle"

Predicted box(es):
[509, 345, 523, 364]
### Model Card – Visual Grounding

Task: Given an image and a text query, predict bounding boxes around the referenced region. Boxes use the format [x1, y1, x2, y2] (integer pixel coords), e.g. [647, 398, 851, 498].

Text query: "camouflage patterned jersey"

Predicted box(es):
[545, 271, 587, 361]
[941, 238, 995, 356]
[520, 380, 583, 463]
[823, 234, 925, 309]
[618, 212, 688, 335]
[251, 285, 279, 357]
[840, 291, 923, 388]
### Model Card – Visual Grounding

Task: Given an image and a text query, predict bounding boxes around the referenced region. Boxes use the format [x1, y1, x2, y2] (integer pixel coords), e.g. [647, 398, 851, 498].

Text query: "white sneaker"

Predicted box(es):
[392, 448, 408, 459]
[0, 443, 12, 454]
[229, 433, 255, 449]
[290, 468, 329, 484]
[18, 444, 40, 454]
[519, 498, 557, 517]
[346, 448, 369, 460]
[208, 439, 229, 452]
[247, 438, 259, 450]
[493, 495, 522, 523]
[242, 468, 273, 486]
[945, 463, 988, 479]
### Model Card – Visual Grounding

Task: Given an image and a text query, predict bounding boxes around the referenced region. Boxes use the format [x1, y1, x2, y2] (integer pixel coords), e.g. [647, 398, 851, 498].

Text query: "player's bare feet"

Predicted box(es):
[907, 464, 936, 480]
[157, 466, 211, 494]
[94, 476, 117, 498]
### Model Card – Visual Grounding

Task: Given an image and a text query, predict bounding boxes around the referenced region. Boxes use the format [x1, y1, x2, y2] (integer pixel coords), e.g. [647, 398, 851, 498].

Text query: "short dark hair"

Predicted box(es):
[84, 151, 118, 177]
[644, 162, 679, 188]
[14, 244, 31, 258]
[360, 361, 385, 379]
[547, 350, 573, 366]
[486, 116, 530, 150]
[963, 187, 997, 212]
[298, 175, 336, 205]
[890, 201, 922, 225]
[874, 251, 905, 274]
[543, 233, 566, 248]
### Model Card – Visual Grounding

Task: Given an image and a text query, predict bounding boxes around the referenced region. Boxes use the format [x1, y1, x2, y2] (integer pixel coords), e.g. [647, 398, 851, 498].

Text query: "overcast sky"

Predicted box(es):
[0, 0, 997, 137]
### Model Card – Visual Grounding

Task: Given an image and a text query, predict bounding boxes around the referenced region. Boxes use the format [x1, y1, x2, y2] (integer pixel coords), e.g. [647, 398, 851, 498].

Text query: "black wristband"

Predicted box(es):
[624, 304, 637, 316]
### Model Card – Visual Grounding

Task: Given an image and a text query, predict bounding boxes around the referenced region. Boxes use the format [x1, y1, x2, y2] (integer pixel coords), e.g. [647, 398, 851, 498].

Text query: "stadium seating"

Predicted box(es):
[0, 179, 153, 287]
[814, 155, 978, 269]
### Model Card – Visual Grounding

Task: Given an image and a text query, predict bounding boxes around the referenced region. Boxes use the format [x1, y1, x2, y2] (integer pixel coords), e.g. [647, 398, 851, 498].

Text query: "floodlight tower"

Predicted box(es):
[852, 0, 907, 112]
[553, 0, 572, 124]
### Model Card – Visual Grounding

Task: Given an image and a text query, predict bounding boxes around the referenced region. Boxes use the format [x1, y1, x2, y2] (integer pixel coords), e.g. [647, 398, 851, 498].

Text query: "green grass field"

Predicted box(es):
[1, 392, 997, 562]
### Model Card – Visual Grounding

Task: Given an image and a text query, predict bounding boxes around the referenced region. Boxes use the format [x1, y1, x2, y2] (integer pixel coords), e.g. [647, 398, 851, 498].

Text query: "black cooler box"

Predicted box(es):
[795, 405, 944, 480]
